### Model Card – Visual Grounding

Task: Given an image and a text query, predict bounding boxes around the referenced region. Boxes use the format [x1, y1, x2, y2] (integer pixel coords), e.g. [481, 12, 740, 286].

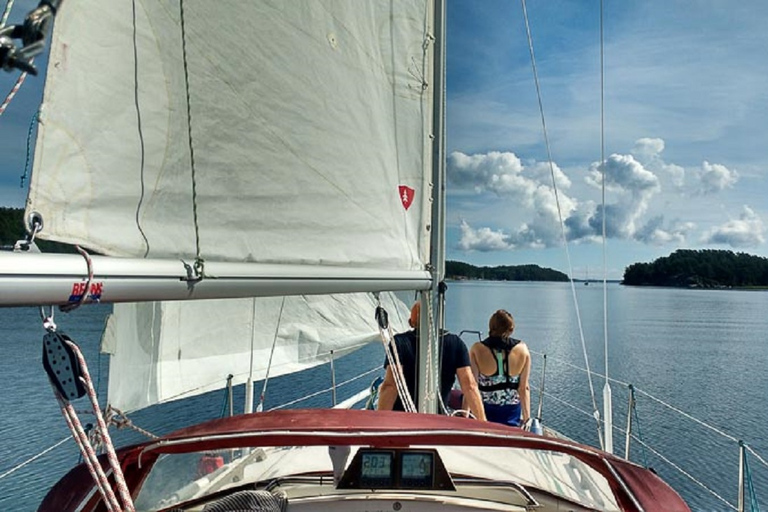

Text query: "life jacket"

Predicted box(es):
[477, 337, 520, 393]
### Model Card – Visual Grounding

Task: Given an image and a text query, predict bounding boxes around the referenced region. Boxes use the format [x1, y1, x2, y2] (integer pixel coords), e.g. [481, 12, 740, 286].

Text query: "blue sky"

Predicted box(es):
[1, 1, 767, 279]
[445, 1, 768, 278]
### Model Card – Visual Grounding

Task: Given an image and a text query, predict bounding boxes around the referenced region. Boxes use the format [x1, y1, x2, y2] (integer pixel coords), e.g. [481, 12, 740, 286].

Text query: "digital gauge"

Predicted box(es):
[400, 452, 434, 488]
[337, 448, 454, 491]
[359, 451, 394, 488]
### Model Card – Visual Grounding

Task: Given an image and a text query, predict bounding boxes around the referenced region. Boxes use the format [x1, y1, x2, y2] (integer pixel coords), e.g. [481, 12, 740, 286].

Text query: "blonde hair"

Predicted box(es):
[489, 309, 515, 338]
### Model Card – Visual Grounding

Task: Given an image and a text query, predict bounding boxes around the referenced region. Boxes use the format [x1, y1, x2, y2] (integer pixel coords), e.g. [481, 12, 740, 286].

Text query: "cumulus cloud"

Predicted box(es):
[446, 151, 571, 197]
[458, 220, 513, 251]
[701, 206, 765, 247]
[449, 145, 753, 254]
[450, 150, 683, 250]
[586, 154, 660, 195]
[695, 161, 738, 195]
[631, 138, 685, 188]
[449, 151, 577, 250]
[635, 215, 696, 245]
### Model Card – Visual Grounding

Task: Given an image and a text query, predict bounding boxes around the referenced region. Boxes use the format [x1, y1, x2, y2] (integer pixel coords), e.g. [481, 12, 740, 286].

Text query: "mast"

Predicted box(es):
[417, 0, 445, 414]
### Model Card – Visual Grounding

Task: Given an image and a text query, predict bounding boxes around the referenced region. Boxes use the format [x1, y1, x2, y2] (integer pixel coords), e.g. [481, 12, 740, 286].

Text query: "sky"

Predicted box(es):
[1, 1, 767, 279]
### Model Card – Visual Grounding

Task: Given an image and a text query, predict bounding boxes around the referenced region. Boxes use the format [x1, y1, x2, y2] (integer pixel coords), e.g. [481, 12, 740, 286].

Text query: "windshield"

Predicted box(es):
[134, 444, 620, 512]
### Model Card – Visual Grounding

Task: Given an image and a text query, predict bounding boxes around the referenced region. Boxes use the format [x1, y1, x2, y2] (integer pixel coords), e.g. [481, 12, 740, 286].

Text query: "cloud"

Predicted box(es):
[586, 153, 660, 195]
[695, 161, 738, 195]
[449, 152, 577, 249]
[631, 138, 685, 188]
[450, 150, 693, 251]
[458, 219, 513, 251]
[446, 151, 571, 196]
[701, 206, 765, 247]
[635, 215, 695, 245]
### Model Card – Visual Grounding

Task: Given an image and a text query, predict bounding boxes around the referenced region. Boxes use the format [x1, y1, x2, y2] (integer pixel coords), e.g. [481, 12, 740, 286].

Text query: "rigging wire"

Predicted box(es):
[519, 0, 604, 448]
[0, 435, 72, 480]
[256, 297, 287, 412]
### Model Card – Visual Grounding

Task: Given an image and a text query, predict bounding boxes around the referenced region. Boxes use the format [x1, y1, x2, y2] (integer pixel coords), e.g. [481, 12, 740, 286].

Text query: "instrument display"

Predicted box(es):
[400, 452, 434, 488]
[337, 448, 453, 491]
[359, 451, 394, 488]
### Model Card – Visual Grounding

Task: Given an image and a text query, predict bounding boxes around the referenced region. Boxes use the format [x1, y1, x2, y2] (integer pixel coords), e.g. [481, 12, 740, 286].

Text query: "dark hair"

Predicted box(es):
[489, 309, 515, 339]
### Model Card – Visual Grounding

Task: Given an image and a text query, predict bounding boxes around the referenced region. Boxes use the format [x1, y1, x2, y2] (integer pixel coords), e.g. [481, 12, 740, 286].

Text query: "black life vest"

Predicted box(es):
[477, 337, 520, 393]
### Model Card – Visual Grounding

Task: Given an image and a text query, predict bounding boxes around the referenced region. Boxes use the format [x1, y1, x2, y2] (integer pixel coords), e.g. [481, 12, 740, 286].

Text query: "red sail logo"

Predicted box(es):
[399, 185, 415, 211]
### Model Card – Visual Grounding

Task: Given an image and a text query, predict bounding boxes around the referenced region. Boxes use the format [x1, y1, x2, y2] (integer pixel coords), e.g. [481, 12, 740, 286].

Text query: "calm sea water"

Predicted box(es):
[0, 282, 766, 511]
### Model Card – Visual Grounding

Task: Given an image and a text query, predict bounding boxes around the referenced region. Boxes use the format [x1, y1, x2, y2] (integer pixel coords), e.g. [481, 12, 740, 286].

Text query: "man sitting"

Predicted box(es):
[377, 302, 486, 421]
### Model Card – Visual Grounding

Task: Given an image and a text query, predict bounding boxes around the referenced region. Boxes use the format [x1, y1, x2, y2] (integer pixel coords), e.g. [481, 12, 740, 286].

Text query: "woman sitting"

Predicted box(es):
[468, 309, 531, 427]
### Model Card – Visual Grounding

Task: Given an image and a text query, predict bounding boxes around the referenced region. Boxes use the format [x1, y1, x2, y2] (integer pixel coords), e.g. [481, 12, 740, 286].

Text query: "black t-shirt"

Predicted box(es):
[383, 329, 470, 411]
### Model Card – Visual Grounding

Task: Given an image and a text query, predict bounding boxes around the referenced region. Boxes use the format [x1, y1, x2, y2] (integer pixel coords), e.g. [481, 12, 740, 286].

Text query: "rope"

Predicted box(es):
[376, 297, 417, 413]
[219, 377, 231, 418]
[744, 447, 761, 512]
[631, 400, 649, 468]
[424, 294, 438, 411]
[746, 445, 768, 471]
[632, 386, 740, 444]
[19, 109, 38, 188]
[131, 0, 150, 257]
[268, 367, 380, 411]
[59, 246, 94, 312]
[598, 0, 610, 382]
[599, 0, 612, 451]
[257, 297, 286, 412]
[57, 392, 122, 512]
[520, 0, 604, 448]
[530, 352, 768, 508]
[0, 0, 15, 27]
[65, 339, 136, 511]
[630, 435, 737, 511]
[529, 347, 768, 460]
[178, 0, 204, 277]
[0, 435, 72, 480]
[104, 406, 159, 440]
[0, 67, 30, 117]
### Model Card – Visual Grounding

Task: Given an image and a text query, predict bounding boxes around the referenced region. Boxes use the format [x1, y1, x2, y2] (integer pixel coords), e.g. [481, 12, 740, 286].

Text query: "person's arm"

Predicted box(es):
[518, 344, 532, 422]
[456, 366, 486, 421]
[462, 344, 481, 412]
[377, 366, 399, 411]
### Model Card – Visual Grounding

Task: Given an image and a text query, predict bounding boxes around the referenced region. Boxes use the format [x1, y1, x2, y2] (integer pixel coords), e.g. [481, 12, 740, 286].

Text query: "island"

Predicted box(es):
[622, 249, 768, 288]
[446, 261, 569, 282]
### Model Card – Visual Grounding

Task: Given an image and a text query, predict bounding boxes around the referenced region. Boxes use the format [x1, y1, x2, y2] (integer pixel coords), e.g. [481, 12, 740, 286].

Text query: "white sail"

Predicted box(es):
[28, 0, 434, 273]
[19, 2, 438, 412]
[103, 292, 409, 413]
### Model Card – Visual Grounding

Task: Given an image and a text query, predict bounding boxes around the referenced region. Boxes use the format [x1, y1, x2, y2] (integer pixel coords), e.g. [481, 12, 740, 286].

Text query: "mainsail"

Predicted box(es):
[11, 1, 439, 412]
[27, 1, 435, 273]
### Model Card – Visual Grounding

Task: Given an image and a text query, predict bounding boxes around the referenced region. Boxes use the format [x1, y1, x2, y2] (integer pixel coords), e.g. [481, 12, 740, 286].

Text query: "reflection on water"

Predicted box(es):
[1, 282, 767, 510]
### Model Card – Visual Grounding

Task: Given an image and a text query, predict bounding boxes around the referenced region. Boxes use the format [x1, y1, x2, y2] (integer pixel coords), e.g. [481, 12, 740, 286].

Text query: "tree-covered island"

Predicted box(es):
[446, 260, 569, 282]
[622, 249, 768, 288]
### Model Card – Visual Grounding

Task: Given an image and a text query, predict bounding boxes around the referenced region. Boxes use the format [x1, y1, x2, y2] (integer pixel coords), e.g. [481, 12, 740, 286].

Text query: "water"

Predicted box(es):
[1, 282, 766, 511]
